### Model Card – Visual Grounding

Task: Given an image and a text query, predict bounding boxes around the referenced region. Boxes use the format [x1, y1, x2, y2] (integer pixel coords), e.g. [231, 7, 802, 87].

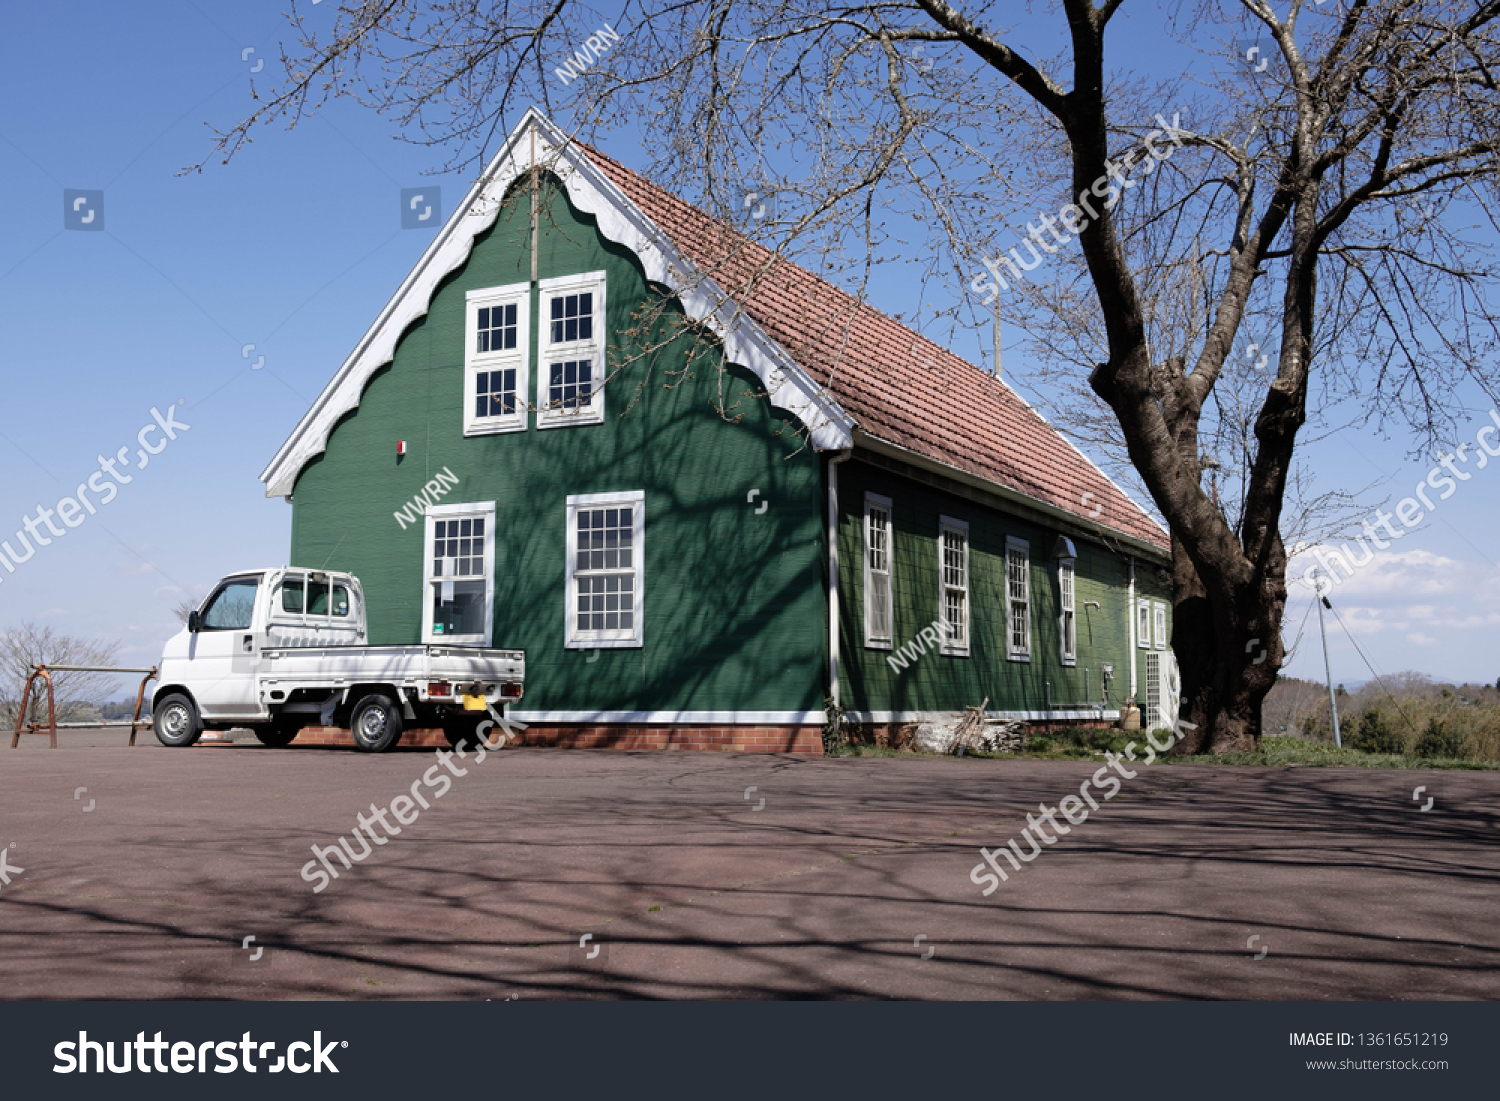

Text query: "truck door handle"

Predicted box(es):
[242, 635, 254, 653]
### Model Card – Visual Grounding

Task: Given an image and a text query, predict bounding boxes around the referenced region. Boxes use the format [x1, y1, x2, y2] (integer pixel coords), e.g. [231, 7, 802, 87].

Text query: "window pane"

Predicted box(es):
[477, 300, 519, 354]
[281, 579, 304, 614]
[548, 359, 594, 410]
[331, 586, 349, 617]
[486, 366, 516, 416]
[549, 291, 594, 344]
[307, 581, 329, 616]
[432, 515, 485, 580]
[202, 579, 258, 631]
[431, 579, 486, 637]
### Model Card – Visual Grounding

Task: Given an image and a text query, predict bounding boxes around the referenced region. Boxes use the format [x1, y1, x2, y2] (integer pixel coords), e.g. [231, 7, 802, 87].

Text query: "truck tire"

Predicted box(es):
[350, 693, 404, 753]
[154, 693, 203, 747]
[253, 721, 301, 748]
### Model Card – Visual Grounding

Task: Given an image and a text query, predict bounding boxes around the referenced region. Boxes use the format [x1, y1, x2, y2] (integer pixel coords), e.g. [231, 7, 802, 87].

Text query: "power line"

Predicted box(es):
[1323, 597, 1425, 739]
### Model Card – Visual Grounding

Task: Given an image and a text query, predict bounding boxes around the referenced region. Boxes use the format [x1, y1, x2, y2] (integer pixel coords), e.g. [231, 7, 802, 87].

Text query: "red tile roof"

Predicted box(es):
[583, 145, 1170, 552]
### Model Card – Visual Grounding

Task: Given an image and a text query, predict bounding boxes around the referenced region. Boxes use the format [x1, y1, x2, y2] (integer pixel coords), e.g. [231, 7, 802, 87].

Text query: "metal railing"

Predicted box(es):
[9, 664, 158, 749]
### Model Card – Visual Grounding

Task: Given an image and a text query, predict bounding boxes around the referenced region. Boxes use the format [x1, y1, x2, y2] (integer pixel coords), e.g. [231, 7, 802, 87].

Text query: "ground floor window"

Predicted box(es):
[938, 517, 969, 656]
[566, 490, 644, 647]
[421, 502, 496, 645]
[1006, 536, 1031, 661]
[864, 493, 893, 649]
[1059, 556, 1076, 665]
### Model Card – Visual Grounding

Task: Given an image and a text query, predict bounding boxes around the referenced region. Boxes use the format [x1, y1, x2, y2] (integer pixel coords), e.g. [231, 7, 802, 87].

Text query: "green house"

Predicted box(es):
[260, 110, 1175, 754]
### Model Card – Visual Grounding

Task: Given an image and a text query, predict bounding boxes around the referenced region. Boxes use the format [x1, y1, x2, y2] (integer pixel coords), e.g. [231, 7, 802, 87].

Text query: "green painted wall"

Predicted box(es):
[287, 180, 826, 714]
[837, 459, 1169, 715]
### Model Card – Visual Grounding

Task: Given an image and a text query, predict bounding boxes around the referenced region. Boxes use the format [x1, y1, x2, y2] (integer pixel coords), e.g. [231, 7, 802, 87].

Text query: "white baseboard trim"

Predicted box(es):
[506, 710, 824, 725]
[845, 710, 1120, 723]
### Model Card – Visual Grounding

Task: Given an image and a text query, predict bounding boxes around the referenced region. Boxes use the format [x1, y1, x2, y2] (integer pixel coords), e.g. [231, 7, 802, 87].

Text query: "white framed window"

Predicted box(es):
[1006, 536, 1031, 661]
[1059, 556, 1077, 665]
[1153, 600, 1168, 651]
[864, 493, 893, 649]
[538, 271, 606, 428]
[464, 282, 530, 436]
[421, 502, 496, 646]
[1137, 599, 1152, 650]
[938, 516, 969, 656]
[566, 490, 643, 648]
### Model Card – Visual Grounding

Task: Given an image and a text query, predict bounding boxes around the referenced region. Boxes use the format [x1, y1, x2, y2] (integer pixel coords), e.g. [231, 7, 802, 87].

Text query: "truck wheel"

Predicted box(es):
[154, 693, 203, 747]
[350, 693, 404, 753]
[253, 722, 300, 748]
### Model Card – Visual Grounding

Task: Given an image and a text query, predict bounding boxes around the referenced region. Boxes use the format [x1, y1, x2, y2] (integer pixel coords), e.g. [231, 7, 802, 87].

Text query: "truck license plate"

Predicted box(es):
[462, 694, 487, 711]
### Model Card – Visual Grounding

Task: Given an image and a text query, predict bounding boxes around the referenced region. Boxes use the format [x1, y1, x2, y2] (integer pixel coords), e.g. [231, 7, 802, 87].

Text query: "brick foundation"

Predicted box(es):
[288, 723, 823, 755]
[290, 726, 450, 749]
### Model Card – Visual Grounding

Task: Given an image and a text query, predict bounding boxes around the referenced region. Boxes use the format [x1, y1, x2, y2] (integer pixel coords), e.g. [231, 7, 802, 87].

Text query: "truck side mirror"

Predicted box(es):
[187, 610, 200, 633]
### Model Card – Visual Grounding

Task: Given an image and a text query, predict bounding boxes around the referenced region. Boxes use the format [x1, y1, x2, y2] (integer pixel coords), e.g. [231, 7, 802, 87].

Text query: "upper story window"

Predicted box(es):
[1154, 601, 1168, 651]
[864, 493, 893, 649]
[464, 283, 530, 436]
[1137, 599, 1152, 650]
[938, 517, 969, 657]
[538, 272, 606, 428]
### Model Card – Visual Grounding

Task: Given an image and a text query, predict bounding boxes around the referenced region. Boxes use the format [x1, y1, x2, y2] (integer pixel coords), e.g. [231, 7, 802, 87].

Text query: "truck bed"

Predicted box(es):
[259, 644, 524, 695]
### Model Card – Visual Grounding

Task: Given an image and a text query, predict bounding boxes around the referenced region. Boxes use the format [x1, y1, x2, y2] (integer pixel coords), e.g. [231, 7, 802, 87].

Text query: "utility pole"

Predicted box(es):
[991, 299, 1002, 379]
[1313, 570, 1342, 748]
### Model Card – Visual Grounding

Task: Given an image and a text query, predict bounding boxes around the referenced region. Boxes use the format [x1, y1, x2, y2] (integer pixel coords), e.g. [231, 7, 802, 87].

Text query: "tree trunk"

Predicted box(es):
[1170, 533, 1286, 754]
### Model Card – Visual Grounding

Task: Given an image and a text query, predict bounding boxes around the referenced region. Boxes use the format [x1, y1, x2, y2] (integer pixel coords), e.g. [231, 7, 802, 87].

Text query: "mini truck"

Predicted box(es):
[153, 568, 524, 752]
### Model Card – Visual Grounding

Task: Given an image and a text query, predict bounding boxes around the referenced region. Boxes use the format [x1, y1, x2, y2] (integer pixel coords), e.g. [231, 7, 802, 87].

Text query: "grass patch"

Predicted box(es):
[827, 731, 1497, 769]
[826, 744, 908, 758]
[1166, 735, 1500, 770]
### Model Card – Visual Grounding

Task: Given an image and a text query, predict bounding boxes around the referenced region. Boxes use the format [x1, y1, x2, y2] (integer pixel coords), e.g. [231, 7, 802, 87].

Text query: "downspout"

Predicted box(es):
[1127, 558, 1138, 700]
[826, 449, 853, 710]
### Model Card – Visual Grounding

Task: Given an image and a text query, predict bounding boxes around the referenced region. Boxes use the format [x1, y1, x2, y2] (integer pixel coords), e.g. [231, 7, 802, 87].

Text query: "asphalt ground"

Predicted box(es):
[2, 729, 1497, 1000]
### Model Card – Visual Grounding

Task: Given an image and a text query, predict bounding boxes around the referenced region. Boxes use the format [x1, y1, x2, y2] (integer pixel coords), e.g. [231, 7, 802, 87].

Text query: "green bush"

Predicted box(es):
[1414, 719, 1468, 760]
[1350, 708, 1405, 754]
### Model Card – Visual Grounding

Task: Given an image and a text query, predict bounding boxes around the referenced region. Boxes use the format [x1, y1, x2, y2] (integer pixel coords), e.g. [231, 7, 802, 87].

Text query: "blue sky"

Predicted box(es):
[1, 1, 1495, 699]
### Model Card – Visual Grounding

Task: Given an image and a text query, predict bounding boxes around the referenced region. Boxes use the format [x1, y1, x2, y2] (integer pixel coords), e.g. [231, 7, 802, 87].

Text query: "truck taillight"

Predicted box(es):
[428, 682, 452, 697]
[500, 682, 523, 699]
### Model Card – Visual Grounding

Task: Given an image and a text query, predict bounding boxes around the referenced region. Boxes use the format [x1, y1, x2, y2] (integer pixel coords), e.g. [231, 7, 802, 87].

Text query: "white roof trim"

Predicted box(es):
[260, 108, 855, 498]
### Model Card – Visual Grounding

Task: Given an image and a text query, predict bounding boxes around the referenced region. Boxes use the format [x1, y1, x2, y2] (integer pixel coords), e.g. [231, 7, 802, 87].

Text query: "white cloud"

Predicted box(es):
[1406, 632, 1438, 646]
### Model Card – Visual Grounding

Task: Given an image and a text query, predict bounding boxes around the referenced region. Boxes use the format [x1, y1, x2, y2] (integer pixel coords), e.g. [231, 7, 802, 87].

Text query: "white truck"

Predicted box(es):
[153, 568, 524, 752]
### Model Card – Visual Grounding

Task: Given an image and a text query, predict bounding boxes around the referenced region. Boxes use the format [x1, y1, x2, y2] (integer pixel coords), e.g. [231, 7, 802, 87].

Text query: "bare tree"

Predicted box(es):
[0, 623, 121, 728]
[171, 594, 205, 625]
[196, 0, 1500, 751]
